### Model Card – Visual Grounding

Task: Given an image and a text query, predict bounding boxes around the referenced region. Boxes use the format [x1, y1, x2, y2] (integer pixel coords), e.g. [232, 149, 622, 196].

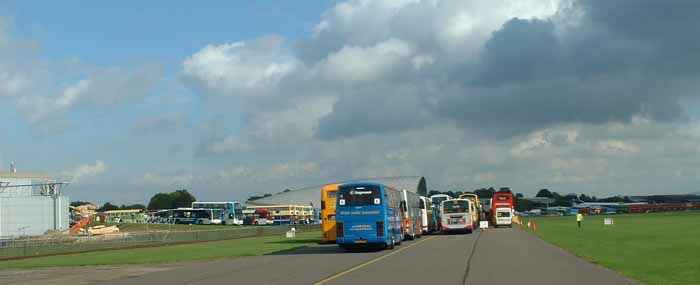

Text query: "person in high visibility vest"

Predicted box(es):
[576, 211, 584, 228]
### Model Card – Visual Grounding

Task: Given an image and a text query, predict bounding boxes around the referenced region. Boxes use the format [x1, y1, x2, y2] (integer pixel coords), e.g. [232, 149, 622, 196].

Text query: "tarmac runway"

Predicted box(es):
[0, 227, 636, 285]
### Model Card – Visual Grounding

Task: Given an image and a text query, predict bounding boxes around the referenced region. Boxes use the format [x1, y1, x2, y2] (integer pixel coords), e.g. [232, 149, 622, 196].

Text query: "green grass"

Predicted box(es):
[0, 232, 320, 270]
[524, 212, 700, 285]
[86, 222, 245, 232]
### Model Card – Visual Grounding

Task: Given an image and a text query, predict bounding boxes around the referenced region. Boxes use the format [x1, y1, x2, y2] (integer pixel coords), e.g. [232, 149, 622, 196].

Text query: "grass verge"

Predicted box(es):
[523, 212, 700, 285]
[86, 222, 245, 232]
[0, 231, 320, 270]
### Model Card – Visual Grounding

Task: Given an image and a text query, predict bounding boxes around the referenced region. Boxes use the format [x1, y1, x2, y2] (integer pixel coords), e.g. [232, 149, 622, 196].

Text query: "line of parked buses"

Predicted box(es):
[321, 182, 515, 250]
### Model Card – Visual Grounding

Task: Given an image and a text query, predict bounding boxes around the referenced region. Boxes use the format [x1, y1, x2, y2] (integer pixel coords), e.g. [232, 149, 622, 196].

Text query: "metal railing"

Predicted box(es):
[0, 224, 319, 260]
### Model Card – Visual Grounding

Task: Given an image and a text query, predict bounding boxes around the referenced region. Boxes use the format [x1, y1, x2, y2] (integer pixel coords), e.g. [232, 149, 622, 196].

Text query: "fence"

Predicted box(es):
[0, 224, 320, 260]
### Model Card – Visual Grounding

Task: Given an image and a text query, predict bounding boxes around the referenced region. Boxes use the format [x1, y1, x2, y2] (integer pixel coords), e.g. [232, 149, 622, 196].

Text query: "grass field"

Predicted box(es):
[525, 212, 700, 285]
[86, 222, 241, 232]
[0, 232, 320, 270]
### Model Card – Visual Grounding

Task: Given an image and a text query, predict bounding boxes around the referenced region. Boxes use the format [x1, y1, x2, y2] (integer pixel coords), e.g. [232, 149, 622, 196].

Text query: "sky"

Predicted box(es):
[2, 0, 700, 204]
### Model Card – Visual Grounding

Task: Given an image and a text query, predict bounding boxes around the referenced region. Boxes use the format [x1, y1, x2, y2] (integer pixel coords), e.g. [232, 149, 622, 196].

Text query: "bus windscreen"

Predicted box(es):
[443, 200, 470, 213]
[338, 186, 381, 206]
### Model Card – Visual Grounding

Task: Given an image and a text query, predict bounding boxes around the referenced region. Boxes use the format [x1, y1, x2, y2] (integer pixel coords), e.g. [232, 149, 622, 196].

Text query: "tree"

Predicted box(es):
[474, 188, 495, 199]
[99, 202, 119, 212]
[515, 193, 524, 199]
[248, 193, 272, 201]
[536, 189, 553, 198]
[170, 189, 196, 208]
[498, 187, 512, 193]
[70, 201, 92, 207]
[120, 204, 146, 210]
[579, 194, 594, 202]
[148, 193, 174, 210]
[623, 196, 632, 203]
[515, 198, 536, 212]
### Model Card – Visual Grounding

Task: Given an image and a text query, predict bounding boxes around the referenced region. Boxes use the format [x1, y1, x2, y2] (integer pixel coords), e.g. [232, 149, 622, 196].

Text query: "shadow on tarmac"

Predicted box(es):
[266, 243, 392, 255]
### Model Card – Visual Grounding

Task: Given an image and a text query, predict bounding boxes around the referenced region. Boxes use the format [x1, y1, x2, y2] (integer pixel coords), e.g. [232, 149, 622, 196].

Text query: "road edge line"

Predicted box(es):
[314, 236, 436, 285]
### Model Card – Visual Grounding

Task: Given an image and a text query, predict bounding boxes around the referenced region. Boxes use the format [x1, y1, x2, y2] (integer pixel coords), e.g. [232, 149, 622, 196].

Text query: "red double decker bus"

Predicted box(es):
[491, 193, 514, 227]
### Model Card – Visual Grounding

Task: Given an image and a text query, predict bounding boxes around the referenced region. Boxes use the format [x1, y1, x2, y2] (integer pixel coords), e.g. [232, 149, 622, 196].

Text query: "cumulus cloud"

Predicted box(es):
[61, 160, 109, 183]
[181, 35, 299, 98]
[18, 65, 161, 124]
[175, 0, 700, 198]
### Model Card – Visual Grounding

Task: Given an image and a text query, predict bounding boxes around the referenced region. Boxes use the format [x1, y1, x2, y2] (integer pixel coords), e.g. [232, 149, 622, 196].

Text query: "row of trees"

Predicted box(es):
[147, 189, 197, 210]
[70, 201, 146, 212]
[71, 189, 198, 212]
[429, 187, 635, 212]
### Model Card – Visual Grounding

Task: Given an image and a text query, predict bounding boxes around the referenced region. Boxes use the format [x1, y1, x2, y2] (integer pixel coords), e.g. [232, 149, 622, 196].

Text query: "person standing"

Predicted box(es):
[576, 211, 584, 228]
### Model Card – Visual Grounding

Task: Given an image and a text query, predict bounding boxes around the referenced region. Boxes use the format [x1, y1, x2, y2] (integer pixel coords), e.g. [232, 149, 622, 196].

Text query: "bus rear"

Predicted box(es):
[491, 193, 514, 227]
[336, 183, 401, 249]
[459, 193, 481, 221]
[440, 199, 474, 234]
[321, 184, 339, 243]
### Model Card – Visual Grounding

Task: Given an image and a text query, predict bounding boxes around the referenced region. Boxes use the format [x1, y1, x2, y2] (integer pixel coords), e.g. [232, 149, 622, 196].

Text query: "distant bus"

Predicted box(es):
[419, 196, 436, 234]
[401, 189, 422, 240]
[192, 202, 244, 225]
[336, 182, 403, 250]
[153, 208, 213, 225]
[321, 184, 340, 243]
[491, 193, 514, 227]
[103, 209, 145, 223]
[440, 199, 475, 234]
[458, 193, 481, 220]
[430, 194, 451, 209]
[431, 194, 452, 230]
[245, 205, 314, 225]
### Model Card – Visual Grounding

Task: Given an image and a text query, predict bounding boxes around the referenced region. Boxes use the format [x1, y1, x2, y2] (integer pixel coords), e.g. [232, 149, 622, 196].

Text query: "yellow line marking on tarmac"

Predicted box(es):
[314, 236, 437, 285]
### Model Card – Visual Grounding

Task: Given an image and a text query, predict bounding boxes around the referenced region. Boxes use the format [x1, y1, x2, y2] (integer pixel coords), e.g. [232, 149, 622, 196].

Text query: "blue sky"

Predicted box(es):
[3, 1, 700, 205]
[7, 1, 334, 65]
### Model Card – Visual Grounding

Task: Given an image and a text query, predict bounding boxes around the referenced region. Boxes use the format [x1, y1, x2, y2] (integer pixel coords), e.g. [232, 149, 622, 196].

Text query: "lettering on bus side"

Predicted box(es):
[338, 210, 381, 215]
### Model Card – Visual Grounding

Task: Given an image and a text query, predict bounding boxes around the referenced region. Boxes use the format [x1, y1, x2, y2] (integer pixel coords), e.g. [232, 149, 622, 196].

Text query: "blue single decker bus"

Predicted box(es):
[336, 182, 403, 250]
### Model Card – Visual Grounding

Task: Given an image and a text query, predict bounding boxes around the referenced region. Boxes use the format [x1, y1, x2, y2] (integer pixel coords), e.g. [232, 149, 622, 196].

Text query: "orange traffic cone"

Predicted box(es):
[532, 221, 537, 232]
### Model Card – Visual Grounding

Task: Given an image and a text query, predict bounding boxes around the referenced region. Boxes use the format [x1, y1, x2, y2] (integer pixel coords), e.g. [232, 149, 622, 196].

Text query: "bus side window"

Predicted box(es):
[328, 214, 335, 221]
[321, 201, 326, 210]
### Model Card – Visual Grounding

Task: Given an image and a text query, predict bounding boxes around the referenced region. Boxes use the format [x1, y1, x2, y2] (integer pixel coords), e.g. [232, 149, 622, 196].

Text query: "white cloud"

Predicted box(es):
[202, 97, 335, 155]
[168, 0, 700, 201]
[181, 36, 298, 97]
[316, 38, 415, 82]
[61, 160, 109, 183]
[0, 67, 28, 97]
[596, 140, 640, 154]
[17, 65, 161, 124]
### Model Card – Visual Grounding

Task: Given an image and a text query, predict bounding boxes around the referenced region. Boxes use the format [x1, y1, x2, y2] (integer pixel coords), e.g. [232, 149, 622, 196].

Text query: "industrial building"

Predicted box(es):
[248, 176, 427, 207]
[0, 168, 70, 237]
